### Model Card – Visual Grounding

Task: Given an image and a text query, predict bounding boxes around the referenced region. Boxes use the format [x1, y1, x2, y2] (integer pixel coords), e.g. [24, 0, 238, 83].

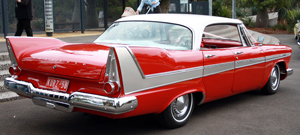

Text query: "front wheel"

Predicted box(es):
[158, 93, 194, 128]
[261, 64, 280, 95]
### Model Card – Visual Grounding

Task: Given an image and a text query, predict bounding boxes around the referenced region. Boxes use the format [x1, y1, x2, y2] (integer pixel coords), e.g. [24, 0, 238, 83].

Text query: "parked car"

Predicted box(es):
[5, 14, 293, 128]
[294, 20, 300, 46]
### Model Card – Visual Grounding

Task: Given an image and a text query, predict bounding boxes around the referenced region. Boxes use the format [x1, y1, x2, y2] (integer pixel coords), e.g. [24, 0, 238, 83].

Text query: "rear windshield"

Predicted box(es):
[94, 21, 192, 50]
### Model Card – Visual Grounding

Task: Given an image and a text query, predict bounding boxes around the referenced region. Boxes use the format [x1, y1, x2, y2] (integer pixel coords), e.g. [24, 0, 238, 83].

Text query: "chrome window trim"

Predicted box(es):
[237, 25, 247, 47]
[240, 24, 255, 46]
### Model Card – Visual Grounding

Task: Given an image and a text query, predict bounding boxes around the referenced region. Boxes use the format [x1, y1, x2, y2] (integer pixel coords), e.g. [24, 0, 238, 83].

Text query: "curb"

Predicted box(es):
[0, 31, 104, 42]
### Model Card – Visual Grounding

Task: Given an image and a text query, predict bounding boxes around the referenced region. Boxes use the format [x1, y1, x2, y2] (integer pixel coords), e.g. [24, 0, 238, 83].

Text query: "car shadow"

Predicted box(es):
[26, 90, 268, 134]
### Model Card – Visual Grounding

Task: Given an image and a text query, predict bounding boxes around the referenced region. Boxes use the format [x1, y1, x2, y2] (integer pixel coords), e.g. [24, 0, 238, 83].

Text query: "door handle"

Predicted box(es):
[205, 54, 215, 58]
[235, 51, 243, 55]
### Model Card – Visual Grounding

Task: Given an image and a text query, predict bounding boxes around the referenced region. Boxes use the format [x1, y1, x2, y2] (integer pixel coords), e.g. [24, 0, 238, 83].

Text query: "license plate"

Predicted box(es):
[45, 77, 69, 92]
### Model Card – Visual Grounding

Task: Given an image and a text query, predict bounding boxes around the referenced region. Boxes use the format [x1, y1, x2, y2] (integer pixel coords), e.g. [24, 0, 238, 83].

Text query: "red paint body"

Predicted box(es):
[6, 37, 292, 119]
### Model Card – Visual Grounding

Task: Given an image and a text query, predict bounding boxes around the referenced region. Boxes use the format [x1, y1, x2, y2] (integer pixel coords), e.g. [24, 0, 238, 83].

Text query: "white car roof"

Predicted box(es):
[116, 13, 242, 28]
[115, 14, 243, 50]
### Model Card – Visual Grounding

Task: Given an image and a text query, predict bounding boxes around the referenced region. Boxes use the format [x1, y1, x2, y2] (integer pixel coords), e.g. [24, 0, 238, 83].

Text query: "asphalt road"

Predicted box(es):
[0, 34, 300, 135]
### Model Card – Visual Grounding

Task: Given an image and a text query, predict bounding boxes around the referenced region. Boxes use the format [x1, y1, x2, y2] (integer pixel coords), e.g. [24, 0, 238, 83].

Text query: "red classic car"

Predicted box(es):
[5, 14, 293, 128]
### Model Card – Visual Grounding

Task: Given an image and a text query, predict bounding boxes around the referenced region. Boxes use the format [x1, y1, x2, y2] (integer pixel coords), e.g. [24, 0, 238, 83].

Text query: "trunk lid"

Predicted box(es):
[19, 43, 110, 80]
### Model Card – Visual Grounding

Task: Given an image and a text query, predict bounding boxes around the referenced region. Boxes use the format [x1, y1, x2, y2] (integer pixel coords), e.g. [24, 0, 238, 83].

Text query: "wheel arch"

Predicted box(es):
[260, 61, 285, 90]
[277, 61, 288, 80]
[156, 90, 205, 114]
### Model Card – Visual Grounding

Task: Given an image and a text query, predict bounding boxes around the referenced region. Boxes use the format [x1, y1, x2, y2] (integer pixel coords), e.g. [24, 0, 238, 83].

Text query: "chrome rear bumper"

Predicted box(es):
[4, 77, 138, 114]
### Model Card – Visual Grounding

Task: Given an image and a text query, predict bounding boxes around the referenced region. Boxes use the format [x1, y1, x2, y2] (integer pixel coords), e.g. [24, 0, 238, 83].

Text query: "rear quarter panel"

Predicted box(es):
[259, 44, 292, 89]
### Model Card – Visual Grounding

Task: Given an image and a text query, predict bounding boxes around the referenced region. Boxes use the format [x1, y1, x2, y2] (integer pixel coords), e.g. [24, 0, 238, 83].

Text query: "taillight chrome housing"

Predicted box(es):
[9, 65, 21, 76]
[104, 48, 121, 94]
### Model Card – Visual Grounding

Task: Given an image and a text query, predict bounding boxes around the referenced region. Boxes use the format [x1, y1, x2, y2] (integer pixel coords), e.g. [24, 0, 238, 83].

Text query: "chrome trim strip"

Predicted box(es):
[114, 47, 204, 95]
[145, 66, 204, 79]
[235, 57, 265, 69]
[125, 46, 146, 79]
[105, 47, 114, 76]
[286, 68, 293, 76]
[69, 92, 138, 114]
[116, 46, 292, 94]
[5, 77, 138, 114]
[203, 62, 234, 77]
[266, 53, 291, 62]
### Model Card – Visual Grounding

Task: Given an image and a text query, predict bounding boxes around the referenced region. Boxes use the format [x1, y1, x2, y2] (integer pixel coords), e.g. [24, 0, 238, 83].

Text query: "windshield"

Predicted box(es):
[94, 22, 192, 50]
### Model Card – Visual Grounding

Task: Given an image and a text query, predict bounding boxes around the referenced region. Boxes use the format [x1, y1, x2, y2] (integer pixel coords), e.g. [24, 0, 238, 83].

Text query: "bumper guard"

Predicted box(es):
[286, 68, 293, 76]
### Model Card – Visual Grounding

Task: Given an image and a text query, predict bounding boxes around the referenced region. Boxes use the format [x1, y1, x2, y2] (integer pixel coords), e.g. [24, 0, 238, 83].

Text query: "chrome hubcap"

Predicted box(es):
[171, 94, 189, 119]
[270, 66, 279, 90]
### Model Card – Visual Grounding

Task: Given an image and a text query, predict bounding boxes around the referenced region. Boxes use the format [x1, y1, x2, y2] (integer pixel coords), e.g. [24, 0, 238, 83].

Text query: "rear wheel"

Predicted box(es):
[158, 93, 194, 128]
[261, 64, 280, 95]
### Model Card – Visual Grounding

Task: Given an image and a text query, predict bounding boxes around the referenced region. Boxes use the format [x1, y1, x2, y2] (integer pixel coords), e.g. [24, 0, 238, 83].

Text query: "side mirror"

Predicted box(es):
[257, 36, 264, 46]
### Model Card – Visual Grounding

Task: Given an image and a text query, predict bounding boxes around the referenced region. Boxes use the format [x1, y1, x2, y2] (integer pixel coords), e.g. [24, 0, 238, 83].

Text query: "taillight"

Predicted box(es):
[9, 65, 21, 76]
[103, 47, 121, 94]
[103, 81, 120, 94]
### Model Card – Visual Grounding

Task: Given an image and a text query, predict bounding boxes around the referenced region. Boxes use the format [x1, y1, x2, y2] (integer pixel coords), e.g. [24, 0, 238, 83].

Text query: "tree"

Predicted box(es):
[245, 0, 292, 28]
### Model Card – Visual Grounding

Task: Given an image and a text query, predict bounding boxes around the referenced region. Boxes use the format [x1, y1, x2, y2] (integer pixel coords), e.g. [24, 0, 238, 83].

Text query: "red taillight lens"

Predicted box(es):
[9, 66, 21, 76]
[103, 81, 119, 94]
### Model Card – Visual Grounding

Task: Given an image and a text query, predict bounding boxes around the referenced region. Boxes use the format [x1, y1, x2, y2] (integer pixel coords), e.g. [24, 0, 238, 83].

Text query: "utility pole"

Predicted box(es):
[209, 0, 212, 16]
[232, 0, 236, 19]
[79, 0, 85, 33]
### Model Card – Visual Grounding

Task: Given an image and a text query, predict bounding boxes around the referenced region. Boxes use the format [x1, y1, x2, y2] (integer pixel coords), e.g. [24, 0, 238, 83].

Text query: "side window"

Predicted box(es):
[240, 26, 255, 46]
[202, 24, 242, 49]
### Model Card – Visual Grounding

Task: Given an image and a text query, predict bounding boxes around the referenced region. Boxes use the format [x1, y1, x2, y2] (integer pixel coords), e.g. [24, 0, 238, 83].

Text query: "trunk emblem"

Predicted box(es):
[53, 65, 56, 69]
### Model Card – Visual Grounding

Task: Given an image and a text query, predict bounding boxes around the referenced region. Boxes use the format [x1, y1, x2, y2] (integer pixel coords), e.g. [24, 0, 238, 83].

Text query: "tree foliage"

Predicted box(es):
[244, 0, 292, 27]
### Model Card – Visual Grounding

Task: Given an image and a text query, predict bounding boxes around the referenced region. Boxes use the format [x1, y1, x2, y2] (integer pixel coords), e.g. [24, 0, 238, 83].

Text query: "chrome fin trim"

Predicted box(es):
[6, 39, 18, 66]
[114, 47, 204, 95]
[125, 46, 146, 79]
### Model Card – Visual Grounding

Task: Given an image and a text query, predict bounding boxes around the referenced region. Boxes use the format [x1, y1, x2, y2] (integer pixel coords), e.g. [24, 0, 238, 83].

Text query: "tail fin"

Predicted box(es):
[6, 36, 67, 65]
